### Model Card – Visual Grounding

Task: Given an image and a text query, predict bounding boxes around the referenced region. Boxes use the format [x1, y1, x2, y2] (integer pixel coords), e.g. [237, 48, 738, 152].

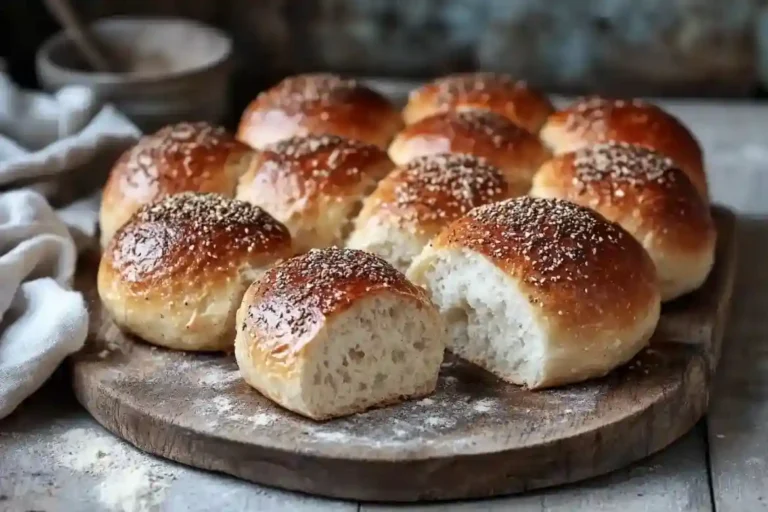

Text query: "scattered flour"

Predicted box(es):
[417, 398, 435, 406]
[199, 369, 241, 388]
[424, 416, 455, 428]
[472, 398, 496, 413]
[52, 428, 178, 512]
[211, 395, 235, 414]
[250, 412, 279, 427]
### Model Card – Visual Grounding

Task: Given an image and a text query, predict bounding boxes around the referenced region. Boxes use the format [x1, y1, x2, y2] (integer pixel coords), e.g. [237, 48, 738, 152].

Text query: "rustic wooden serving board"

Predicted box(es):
[71, 206, 737, 502]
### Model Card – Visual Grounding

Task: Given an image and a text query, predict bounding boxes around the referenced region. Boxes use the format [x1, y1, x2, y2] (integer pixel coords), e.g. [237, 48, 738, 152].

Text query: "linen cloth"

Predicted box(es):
[0, 69, 139, 419]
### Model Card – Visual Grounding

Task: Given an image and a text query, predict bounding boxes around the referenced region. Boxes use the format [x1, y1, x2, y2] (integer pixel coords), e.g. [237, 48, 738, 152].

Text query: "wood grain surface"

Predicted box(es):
[69, 207, 737, 502]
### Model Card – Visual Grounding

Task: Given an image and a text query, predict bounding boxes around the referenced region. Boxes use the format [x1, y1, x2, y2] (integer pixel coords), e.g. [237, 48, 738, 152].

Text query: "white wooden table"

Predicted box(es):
[1, 100, 767, 511]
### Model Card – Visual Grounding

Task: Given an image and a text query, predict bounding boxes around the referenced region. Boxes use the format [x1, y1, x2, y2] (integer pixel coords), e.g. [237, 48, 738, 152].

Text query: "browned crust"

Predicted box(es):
[389, 110, 550, 188]
[402, 73, 554, 134]
[532, 143, 715, 256]
[240, 248, 431, 367]
[357, 153, 511, 236]
[237, 74, 402, 149]
[541, 97, 707, 199]
[99, 193, 292, 294]
[433, 197, 659, 335]
[236, 134, 393, 212]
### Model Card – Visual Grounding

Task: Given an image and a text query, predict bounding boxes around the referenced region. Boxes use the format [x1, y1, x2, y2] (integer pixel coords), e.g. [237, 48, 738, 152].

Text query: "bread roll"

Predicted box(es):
[235, 247, 445, 420]
[388, 110, 550, 190]
[539, 97, 708, 199]
[347, 153, 511, 272]
[236, 134, 393, 253]
[237, 73, 402, 150]
[98, 193, 292, 351]
[407, 197, 660, 389]
[530, 142, 715, 301]
[402, 72, 554, 133]
[100, 122, 252, 247]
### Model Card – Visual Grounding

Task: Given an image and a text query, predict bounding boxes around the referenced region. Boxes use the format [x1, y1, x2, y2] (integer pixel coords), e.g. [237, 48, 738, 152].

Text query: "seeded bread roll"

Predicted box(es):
[539, 97, 708, 199]
[235, 248, 445, 420]
[407, 197, 660, 389]
[98, 193, 292, 352]
[100, 122, 252, 247]
[237, 73, 402, 150]
[347, 154, 511, 272]
[402, 72, 554, 133]
[530, 142, 715, 301]
[388, 110, 550, 191]
[236, 134, 394, 253]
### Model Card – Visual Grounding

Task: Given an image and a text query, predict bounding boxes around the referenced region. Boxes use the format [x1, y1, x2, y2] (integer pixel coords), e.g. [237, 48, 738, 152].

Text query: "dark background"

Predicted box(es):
[2, 0, 767, 103]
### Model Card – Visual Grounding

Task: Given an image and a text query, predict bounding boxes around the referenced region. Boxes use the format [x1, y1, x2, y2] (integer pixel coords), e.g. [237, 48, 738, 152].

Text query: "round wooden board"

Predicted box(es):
[71, 207, 737, 502]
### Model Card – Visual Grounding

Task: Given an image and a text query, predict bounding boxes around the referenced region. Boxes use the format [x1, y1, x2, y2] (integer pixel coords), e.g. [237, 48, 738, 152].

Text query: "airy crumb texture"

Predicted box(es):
[242, 248, 429, 348]
[540, 96, 707, 198]
[403, 72, 554, 133]
[530, 142, 716, 301]
[236, 247, 444, 420]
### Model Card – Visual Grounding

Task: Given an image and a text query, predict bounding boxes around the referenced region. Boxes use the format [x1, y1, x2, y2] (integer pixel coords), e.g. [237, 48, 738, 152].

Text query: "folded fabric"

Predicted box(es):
[0, 70, 140, 420]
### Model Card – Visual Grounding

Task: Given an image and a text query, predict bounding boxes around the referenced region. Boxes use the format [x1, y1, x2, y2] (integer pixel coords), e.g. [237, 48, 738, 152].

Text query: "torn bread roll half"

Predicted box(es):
[235, 248, 445, 421]
[98, 193, 292, 351]
[236, 134, 394, 253]
[407, 196, 661, 389]
[530, 142, 715, 301]
[346, 153, 512, 272]
[388, 109, 550, 192]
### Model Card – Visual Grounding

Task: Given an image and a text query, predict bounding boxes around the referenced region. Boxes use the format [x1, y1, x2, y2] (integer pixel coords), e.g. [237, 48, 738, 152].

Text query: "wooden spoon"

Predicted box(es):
[43, 0, 118, 73]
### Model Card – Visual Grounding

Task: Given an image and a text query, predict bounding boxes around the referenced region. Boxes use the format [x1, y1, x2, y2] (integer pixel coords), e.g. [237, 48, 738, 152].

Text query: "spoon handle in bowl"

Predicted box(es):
[43, 0, 115, 73]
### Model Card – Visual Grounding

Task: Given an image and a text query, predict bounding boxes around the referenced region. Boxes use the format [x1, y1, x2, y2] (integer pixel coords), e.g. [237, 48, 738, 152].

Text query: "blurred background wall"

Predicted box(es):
[2, 0, 767, 105]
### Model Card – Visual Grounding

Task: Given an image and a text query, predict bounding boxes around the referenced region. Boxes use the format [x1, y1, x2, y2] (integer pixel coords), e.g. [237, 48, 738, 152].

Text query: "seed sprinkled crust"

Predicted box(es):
[107, 192, 292, 285]
[368, 153, 509, 232]
[238, 134, 392, 206]
[243, 248, 428, 346]
[404, 72, 554, 133]
[572, 142, 676, 187]
[257, 74, 365, 110]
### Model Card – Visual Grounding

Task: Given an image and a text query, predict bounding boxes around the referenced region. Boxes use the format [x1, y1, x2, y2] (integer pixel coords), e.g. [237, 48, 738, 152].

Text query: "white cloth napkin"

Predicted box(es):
[0, 71, 140, 419]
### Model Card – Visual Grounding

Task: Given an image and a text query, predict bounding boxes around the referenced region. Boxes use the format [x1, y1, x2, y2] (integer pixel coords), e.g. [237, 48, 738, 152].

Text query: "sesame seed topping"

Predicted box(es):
[572, 142, 679, 188]
[454, 197, 629, 286]
[414, 110, 532, 150]
[245, 248, 426, 343]
[258, 73, 367, 109]
[137, 192, 278, 228]
[119, 122, 244, 190]
[266, 134, 375, 163]
[432, 73, 529, 104]
[563, 96, 650, 136]
[387, 154, 507, 228]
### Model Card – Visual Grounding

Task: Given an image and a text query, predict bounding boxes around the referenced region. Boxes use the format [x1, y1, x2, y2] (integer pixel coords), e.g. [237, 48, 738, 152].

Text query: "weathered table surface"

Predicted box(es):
[2, 99, 768, 512]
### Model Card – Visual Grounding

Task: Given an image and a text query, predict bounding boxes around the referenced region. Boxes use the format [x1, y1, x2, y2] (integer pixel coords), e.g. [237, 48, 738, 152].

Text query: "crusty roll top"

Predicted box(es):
[432, 197, 659, 333]
[388, 110, 550, 190]
[403, 72, 554, 133]
[534, 142, 714, 254]
[358, 153, 509, 234]
[103, 192, 292, 290]
[540, 97, 707, 198]
[237, 73, 402, 149]
[238, 134, 392, 205]
[240, 248, 431, 360]
[104, 122, 251, 203]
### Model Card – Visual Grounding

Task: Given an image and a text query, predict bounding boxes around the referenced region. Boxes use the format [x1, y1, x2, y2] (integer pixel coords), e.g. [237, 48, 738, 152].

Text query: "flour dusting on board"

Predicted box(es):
[52, 428, 178, 512]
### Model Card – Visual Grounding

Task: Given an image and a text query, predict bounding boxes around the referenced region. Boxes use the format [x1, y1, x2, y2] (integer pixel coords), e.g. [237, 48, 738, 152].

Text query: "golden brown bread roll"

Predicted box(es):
[530, 142, 716, 301]
[235, 247, 445, 420]
[539, 97, 708, 199]
[347, 153, 512, 272]
[237, 73, 402, 150]
[402, 72, 554, 133]
[98, 192, 292, 351]
[388, 110, 550, 191]
[236, 134, 394, 253]
[100, 122, 252, 247]
[407, 197, 660, 389]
